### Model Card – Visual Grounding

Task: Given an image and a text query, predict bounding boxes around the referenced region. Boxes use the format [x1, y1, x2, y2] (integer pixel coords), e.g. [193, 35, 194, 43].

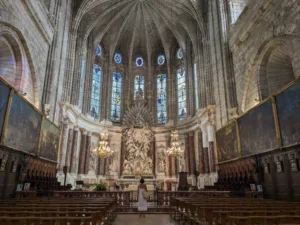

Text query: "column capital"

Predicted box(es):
[80, 128, 87, 135]
[189, 131, 195, 137]
[200, 123, 207, 133]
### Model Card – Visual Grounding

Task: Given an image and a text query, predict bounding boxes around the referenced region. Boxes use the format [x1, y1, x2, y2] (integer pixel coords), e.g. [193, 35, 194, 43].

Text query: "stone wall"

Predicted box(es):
[0, 0, 54, 109]
[229, 0, 300, 113]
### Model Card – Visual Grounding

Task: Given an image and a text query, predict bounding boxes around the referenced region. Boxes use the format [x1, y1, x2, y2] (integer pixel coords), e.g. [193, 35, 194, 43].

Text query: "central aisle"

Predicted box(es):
[114, 214, 176, 225]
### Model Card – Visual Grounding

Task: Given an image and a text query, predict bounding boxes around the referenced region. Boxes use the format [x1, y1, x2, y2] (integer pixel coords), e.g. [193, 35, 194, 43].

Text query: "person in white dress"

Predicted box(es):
[137, 178, 147, 217]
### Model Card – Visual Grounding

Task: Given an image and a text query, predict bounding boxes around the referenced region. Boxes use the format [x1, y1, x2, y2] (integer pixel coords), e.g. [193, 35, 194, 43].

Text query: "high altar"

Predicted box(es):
[58, 87, 218, 190]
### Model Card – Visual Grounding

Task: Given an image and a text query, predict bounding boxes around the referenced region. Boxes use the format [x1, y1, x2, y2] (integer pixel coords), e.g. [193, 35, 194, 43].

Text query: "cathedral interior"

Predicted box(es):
[0, 0, 300, 224]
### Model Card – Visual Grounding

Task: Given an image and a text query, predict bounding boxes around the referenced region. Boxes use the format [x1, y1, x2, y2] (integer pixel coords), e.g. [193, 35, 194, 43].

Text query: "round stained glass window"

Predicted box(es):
[177, 48, 183, 59]
[136, 57, 144, 67]
[157, 55, 165, 66]
[96, 45, 102, 56]
[114, 53, 122, 64]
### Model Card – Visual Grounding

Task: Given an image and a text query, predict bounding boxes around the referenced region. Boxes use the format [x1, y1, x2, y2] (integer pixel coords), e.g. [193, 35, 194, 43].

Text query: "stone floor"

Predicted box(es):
[114, 214, 177, 225]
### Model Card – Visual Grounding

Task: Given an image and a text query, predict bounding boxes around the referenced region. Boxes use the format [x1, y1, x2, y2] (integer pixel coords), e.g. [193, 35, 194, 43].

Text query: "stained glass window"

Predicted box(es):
[111, 72, 122, 122]
[177, 48, 183, 59]
[136, 57, 144, 67]
[91, 64, 101, 118]
[177, 67, 186, 120]
[157, 74, 167, 124]
[96, 45, 102, 56]
[229, 0, 248, 24]
[114, 53, 122, 64]
[157, 55, 165, 66]
[134, 75, 144, 99]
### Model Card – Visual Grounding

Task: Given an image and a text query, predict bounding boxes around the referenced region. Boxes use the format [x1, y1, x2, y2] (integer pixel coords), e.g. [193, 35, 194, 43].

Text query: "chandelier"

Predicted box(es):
[92, 128, 114, 158]
[167, 130, 184, 158]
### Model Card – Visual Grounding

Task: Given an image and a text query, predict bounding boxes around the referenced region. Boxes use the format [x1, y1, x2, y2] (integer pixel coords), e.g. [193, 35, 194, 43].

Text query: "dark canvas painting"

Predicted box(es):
[0, 80, 10, 139]
[40, 119, 60, 161]
[216, 121, 240, 162]
[276, 80, 300, 146]
[238, 99, 278, 156]
[3, 93, 42, 152]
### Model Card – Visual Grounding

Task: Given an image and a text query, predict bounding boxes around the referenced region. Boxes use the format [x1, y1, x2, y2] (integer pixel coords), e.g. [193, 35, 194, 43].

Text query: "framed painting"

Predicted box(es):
[0, 79, 11, 140]
[39, 118, 61, 161]
[275, 79, 300, 147]
[216, 120, 240, 163]
[3, 93, 42, 152]
[238, 99, 279, 156]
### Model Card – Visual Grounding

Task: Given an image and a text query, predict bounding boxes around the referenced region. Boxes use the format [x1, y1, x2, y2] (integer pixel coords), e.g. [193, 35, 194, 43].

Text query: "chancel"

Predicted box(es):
[0, 0, 300, 224]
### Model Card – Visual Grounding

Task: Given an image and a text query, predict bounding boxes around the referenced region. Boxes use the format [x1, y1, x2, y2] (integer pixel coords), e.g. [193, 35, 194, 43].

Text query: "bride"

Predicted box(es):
[137, 178, 147, 217]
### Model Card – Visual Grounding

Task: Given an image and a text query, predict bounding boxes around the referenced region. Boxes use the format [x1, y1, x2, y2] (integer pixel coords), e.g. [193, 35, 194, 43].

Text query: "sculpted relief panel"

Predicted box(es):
[123, 128, 153, 175]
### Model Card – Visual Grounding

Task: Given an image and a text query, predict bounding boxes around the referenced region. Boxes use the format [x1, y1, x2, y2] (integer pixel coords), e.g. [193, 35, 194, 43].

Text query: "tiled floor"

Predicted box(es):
[114, 214, 177, 225]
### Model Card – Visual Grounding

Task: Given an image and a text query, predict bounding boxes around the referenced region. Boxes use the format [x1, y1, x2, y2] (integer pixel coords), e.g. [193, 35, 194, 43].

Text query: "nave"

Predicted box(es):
[114, 215, 175, 225]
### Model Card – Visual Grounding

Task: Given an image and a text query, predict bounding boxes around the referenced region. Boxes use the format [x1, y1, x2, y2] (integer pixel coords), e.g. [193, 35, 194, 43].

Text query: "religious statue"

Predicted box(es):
[135, 88, 144, 100]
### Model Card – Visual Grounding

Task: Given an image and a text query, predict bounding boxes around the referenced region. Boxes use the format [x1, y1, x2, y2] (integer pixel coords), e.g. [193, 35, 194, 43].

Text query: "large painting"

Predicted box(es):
[238, 99, 278, 156]
[276, 80, 300, 147]
[0, 80, 10, 139]
[39, 119, 60, 161]
[3, 93, 42, 152]
[216, 121, 240, 162]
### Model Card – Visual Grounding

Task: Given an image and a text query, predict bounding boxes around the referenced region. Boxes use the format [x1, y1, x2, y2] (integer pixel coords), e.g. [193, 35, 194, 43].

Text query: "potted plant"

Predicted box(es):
[94, 182, 107, 191]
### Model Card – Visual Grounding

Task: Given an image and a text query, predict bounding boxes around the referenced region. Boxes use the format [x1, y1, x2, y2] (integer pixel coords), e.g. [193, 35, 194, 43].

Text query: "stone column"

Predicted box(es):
[65, 124, 74, 168]
[208, 124, 216, 172]
[201, 124, 210, 174]
[78, 129, 87, 174]
[171, 156, 176, 177]
[84, 132, 92, 174]
[165, 152, 170, 177]
[184, 134, 190, 174]
[58, 120, 69, 170]
[151, 137, 156, 176]
[69, 126, 79, 173]
[189, 132, 196, 175]
[198, 131, 205, 174]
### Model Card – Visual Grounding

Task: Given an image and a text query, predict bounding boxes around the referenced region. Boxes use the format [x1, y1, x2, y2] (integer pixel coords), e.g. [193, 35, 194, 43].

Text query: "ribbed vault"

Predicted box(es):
[73, 0, 204, 62]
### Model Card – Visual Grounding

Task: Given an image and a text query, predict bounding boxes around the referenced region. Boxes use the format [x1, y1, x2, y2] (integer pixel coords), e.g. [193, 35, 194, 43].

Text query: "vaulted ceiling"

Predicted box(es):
[73, 0, 204, 63]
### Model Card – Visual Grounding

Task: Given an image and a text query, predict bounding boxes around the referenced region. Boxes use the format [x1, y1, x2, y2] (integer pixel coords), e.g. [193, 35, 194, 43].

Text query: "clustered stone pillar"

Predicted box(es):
[207, 124, 216, 173]
[78, 130, 87, 174]
[189, 132, 196, 175]
[198, 131, 205, 174]
[58, 120, 69, 171]
[201, 124, 210, 174]
[69, 127, 79, 173]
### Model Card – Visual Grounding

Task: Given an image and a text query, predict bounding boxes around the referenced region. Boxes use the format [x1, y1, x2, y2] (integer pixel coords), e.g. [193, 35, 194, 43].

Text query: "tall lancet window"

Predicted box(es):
[91, 64, 101, 118]
[134, 75, 144, 99]
[111, 72, 122, 122]
[229, 0, 248, 24]
[157, 74, 167, 124]
[177, 48, 186, 121]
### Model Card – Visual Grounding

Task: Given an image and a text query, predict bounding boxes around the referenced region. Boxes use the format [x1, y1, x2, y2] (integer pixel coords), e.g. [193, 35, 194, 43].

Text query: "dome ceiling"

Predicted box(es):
[74, 0, 203, 63]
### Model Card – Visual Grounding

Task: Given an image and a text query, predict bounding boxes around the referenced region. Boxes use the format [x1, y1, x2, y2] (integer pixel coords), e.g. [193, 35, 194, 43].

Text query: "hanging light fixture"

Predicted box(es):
[167, 130, 184, 158]
[93, 128, 114, 158]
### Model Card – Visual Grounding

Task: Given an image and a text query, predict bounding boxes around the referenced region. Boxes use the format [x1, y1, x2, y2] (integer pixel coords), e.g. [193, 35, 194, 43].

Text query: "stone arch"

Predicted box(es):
[0, 24, 39, 107]
[241, 37, 296, 112]
[257, 43, 294, 99]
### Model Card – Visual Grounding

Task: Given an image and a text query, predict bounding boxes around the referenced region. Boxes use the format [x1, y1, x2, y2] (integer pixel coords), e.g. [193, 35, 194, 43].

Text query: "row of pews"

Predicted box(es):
[0, 197, 117, 225]
[170, 197, 300, 225]
[24, 174, 70, 192]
